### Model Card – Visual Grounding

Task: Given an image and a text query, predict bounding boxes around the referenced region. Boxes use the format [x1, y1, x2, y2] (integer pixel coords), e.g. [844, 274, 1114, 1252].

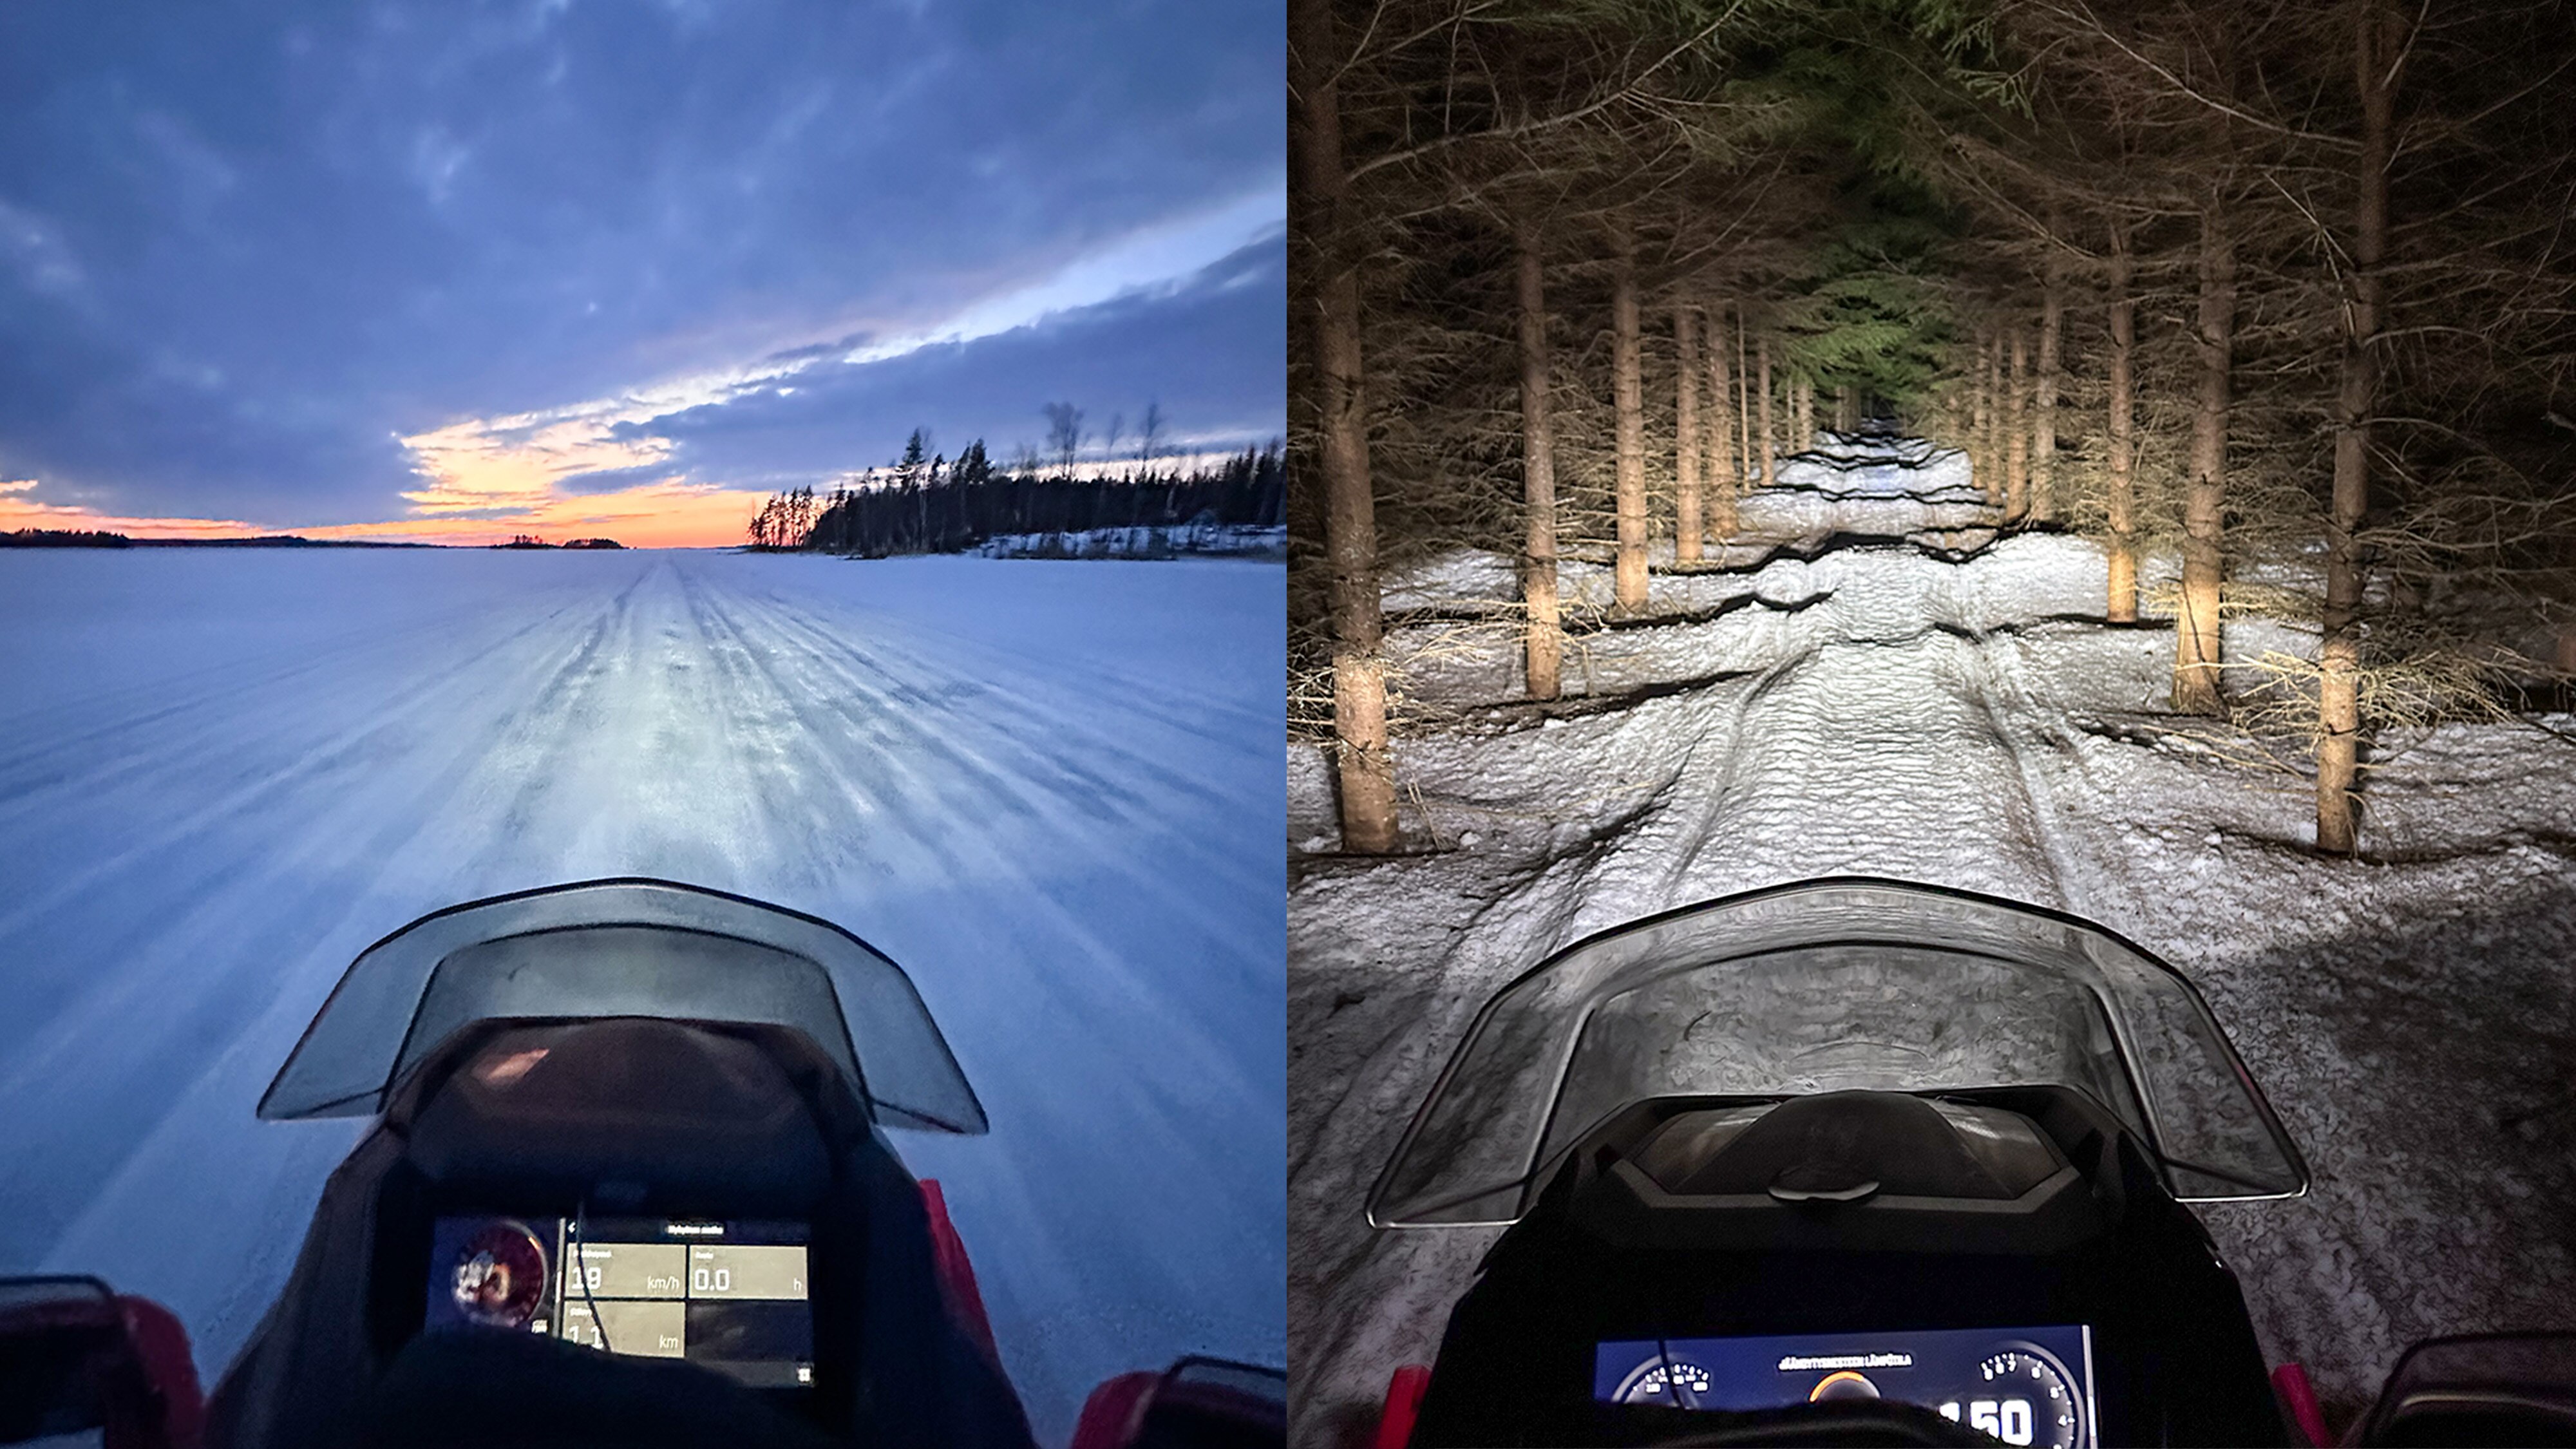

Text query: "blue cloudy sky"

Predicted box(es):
[0, 0, 1283, 543]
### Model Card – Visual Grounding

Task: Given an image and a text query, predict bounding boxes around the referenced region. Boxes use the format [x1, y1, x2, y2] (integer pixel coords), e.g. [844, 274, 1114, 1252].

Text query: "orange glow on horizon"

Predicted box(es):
[0, 486, 270, 540]
[3, 477, 776, 549]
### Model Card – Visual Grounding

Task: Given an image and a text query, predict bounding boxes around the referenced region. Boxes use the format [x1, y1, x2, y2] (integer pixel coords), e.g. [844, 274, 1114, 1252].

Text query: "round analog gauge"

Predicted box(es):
[450, 1220, 549, 1329]
[1951, 1347, 2082, 1449]
[1612, 1357, 1713, 1408]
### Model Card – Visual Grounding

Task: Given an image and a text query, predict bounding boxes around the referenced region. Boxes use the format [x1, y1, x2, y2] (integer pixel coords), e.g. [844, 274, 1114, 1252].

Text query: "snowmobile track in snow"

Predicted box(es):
[1289, 441, 2576, 1447]
[0, 548, 1285, 1448]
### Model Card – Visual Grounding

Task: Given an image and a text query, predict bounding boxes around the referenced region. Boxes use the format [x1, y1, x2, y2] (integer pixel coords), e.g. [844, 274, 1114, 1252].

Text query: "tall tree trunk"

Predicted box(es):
[1610, 217, 1649, 612]
[2005, 324, 2031, 523]
[2106, 221, 2139, 623]
[1975, 327, 2000, 506]
[1794, 375, 1814, 449]
[1290, 0, 1396, 851]
[2175, 198, 2237, 715]
[1707, 301, 1739, 543]
[2035, 247, 2065, 522]
[1755, 334, 1775, 488]
[1735, 304, 1753, 497]
[1514, 210, 1562, 701]
[2318, 0, 2398, 853]
[1674, 303, 1703, 564]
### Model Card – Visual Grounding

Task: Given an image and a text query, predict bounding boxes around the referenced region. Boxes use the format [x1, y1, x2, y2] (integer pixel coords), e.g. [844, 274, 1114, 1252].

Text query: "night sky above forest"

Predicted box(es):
[0, 1, 1284, 545]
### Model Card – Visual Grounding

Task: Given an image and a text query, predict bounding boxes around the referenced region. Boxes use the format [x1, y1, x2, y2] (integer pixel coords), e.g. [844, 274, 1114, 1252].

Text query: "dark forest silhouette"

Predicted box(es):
[748, 437, 1287, 556]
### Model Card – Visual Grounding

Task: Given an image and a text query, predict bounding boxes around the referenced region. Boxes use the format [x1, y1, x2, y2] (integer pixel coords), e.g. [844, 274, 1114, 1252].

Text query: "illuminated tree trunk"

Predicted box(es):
[1755, 334, 1775, 488]
[1289, 0, 1396, 851]
[1674, 303, 1704, 564]
[2005, 323, 2031, 524]
[1735, 305, 1753, 498]
[2034, 251, 2065, 523]
[1610, 218, 1649, 612]
[2319, 0, 2398, 853]
[1514, 211, 1562, 701]
[1975, 327, 2000, 507]
[2105, 222, 2139, 623]
[2175, 199, 2235, 716]
[1707, 301, 1739, 542]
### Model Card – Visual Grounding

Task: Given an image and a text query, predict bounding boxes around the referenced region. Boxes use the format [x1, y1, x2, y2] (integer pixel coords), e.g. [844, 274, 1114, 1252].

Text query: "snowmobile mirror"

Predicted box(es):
[2356, 1332, 2576, 1447]
[0, 1276, 204, 1449]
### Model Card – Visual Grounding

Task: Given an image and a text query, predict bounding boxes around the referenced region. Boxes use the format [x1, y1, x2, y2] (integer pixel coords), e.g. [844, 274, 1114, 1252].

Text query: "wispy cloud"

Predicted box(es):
[397, 417, 677, 513]
[0, 1, 1282, 543]
[844, 185, 1283, 363]
[377, 191, 1282, 538]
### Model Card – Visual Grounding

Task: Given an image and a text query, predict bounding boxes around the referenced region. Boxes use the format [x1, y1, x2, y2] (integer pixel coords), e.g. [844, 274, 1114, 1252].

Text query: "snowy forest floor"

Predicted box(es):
[0, 548, 1285, 1448]
[1285, 436, 2576, 1447]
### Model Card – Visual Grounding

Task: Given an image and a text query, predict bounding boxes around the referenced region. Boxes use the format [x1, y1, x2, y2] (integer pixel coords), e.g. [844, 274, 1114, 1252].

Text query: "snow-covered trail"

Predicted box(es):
[1287, 442, 2576, 1446]
[0, 547, 1284, 1447]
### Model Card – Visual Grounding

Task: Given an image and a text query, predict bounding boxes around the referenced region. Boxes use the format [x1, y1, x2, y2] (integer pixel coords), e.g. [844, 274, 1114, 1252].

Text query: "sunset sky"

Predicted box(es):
[0, 1, 1283, 546]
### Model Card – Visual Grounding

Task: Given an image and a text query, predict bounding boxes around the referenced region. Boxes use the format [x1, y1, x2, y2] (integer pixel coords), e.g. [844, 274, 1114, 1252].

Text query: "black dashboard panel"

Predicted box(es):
[1405, 1088, 2287, 1447]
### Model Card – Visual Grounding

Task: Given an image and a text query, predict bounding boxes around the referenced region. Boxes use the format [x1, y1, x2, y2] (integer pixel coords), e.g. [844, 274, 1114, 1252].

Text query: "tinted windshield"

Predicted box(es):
[1368, 879, 2304, 1226]
[260, 878, 986, 1133]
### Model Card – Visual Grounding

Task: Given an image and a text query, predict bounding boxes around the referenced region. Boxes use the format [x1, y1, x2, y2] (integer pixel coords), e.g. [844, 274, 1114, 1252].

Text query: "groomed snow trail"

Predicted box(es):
[0, 547, 1285, 1448]
[1288, 439, 2576, 1447]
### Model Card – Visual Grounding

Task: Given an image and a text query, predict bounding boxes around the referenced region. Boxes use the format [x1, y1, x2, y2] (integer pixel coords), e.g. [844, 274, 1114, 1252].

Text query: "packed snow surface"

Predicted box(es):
[0, 547, 1285, 1447]
[1288, 435, 2576, 1446]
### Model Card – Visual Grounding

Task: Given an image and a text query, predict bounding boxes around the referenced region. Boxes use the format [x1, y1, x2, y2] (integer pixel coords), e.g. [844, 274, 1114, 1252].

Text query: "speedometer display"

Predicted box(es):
[1931, 1349, 2081, 1448]
[1595, 1325, 2095, 1449]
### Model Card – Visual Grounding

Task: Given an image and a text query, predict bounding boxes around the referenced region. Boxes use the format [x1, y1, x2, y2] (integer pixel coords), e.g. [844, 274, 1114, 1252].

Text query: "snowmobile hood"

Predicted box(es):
[258, 878, 987, 1133]
[1368, 878, 2306, 1226]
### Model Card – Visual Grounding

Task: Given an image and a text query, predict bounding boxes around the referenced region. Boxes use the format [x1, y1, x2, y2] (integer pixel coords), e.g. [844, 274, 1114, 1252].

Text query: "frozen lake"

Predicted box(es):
[0, 546, 1285, 1446]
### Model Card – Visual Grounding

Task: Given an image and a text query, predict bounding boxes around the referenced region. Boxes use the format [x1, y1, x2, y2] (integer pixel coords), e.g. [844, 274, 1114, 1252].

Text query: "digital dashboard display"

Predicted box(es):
[425, 1215, 812, 1388]
[1595, 1325, 2096, 1449]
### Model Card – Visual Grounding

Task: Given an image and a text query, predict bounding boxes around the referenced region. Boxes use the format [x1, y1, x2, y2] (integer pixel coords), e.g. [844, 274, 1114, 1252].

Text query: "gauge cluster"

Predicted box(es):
[1595, 1325, 2096, 1449]
[424, 1214, 814, 1388]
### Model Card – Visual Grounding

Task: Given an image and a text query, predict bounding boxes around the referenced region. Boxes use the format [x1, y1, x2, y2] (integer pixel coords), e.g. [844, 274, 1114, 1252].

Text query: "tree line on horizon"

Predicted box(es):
[747, 427, 1287, 555]
[1291, 0, 2576, 856]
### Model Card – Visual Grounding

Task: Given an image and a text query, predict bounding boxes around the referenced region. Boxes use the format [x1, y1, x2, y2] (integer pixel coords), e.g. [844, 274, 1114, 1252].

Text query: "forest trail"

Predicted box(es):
[1287, 439, 2576, 1448]
[0, 547, 1285, 1448]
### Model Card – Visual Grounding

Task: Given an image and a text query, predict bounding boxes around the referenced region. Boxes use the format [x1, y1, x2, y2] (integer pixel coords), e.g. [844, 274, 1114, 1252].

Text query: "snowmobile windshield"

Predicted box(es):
[1368, 879, 2305, 1226]
[258, 878, 987, 1133]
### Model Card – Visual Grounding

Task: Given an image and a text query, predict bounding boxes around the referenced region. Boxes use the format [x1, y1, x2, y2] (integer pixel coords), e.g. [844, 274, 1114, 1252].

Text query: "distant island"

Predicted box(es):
[493, 535, 625, 549]
[2, 529, 435, 549]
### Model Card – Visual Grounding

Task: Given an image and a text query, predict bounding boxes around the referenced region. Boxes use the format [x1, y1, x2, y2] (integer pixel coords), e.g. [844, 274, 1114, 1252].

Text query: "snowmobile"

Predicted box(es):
[0, 878, 1283, 1449]
[1359, 878, 2576, 1448]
